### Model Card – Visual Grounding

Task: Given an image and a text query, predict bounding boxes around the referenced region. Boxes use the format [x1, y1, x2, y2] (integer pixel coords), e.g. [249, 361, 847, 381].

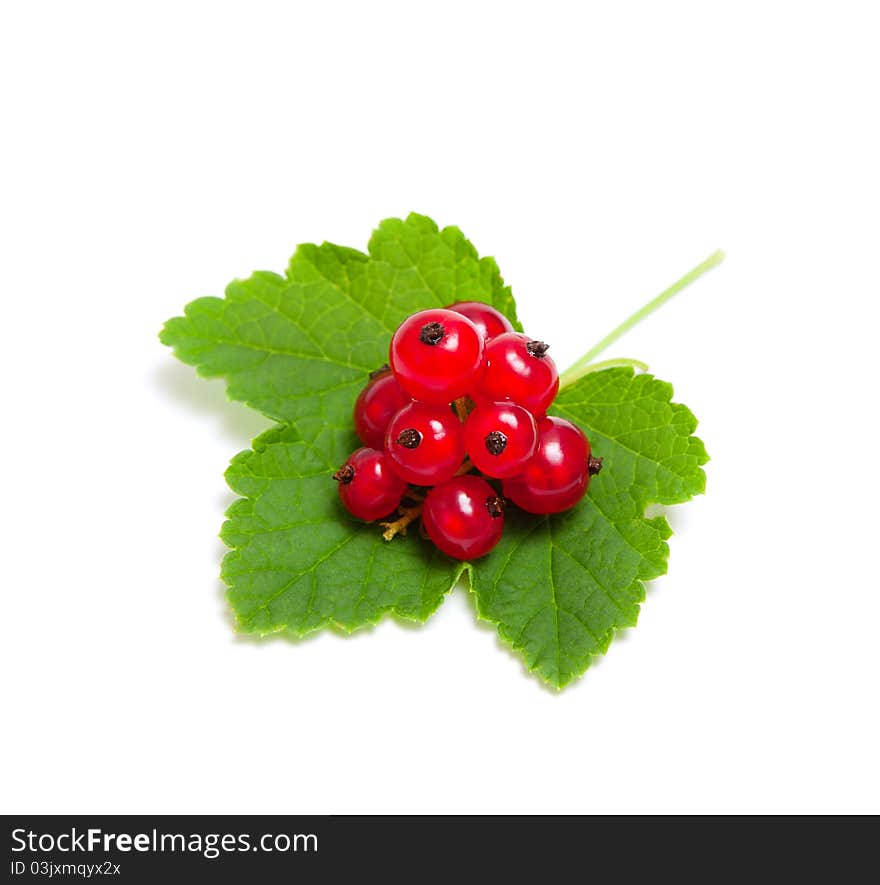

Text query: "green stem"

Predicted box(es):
[559, 249, 725, 388]
[559, 357, 649, 387]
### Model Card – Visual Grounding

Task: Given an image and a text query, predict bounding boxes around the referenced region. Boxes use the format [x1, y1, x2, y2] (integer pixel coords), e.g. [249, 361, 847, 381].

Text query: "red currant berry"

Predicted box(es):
[353, 366, 411, 449]
[422, 475, 505, 560]
[479, 332, 559, 417]
[384, 401, 465, 485]
[463, 401, 538, 478]
[446, 301, 514, 343]
[503, 417, 600, 514]
[389, 308, 485, 404]
[333, 447, 408, 522]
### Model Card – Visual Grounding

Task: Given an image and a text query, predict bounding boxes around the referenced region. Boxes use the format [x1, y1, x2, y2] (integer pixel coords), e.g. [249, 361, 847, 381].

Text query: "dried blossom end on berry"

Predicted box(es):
[486, 496, 505, 519]
[419, 321, 445, 345]
[525, 340, 550, 358]
[396, 428, 422, 449]
[333, 465, 355, 484]
[484, 430, 508, 455]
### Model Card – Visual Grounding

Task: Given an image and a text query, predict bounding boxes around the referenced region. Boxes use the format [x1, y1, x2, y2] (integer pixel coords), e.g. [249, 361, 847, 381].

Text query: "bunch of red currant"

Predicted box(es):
[333, 302, 602, 560]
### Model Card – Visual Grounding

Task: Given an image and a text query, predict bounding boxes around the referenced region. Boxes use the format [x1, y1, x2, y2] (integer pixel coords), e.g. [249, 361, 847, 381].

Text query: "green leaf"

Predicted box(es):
[468, 367, 708, 688]
[222, 424, 458, 634]
[161, 213, 708, 688]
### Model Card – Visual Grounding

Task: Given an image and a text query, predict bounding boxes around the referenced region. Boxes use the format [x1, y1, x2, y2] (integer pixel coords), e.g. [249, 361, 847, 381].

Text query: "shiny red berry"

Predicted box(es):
[353, 366, 411, 449]
[333, 447, 408, 521]
[463, 401, 538, 478]
[422, 475, 505, 560]
[479, 332, 559, 417]
[446, 301, 514, 343]
[384, 401, 465, 485]
[503, 417, 599, 514]
[389, 308, 485, 404]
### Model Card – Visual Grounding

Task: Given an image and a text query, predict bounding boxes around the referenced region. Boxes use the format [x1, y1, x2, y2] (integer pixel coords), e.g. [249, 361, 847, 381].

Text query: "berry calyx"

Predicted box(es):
[419, 321, 445, 345]
[485, 495, 505, 519]
[479, 332, 560, 417]
[485, 431, 506, 455]
[333, 447, 408, 522]
[463, 401, 538, 478]
[353, 367, 411, 450]
[389, 308, 485, 404]
[446, 301, 514, 342]
[395, 427, 422, 449]
[333, 464, 355, 483]
[422, 475, 505, 560]
[525, 340, 550, 358]
[502, 416, 593, 514]
[384, 401, 465, 485]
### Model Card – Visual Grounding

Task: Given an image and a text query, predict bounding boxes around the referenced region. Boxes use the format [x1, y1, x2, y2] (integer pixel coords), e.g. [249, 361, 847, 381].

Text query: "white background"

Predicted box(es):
[2, 1, 878, 814]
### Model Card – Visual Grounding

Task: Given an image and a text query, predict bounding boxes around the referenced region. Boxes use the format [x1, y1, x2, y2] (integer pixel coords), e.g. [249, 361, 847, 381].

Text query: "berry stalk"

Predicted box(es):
[380, 500, 425, 541]
[559, 249, 725, 388]
[380, 459, 476, 541]
[452, 397, 470, 423]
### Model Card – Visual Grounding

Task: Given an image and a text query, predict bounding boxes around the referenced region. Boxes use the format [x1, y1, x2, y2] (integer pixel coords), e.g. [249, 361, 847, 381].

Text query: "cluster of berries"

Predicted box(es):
[333, 302, 601, 560]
